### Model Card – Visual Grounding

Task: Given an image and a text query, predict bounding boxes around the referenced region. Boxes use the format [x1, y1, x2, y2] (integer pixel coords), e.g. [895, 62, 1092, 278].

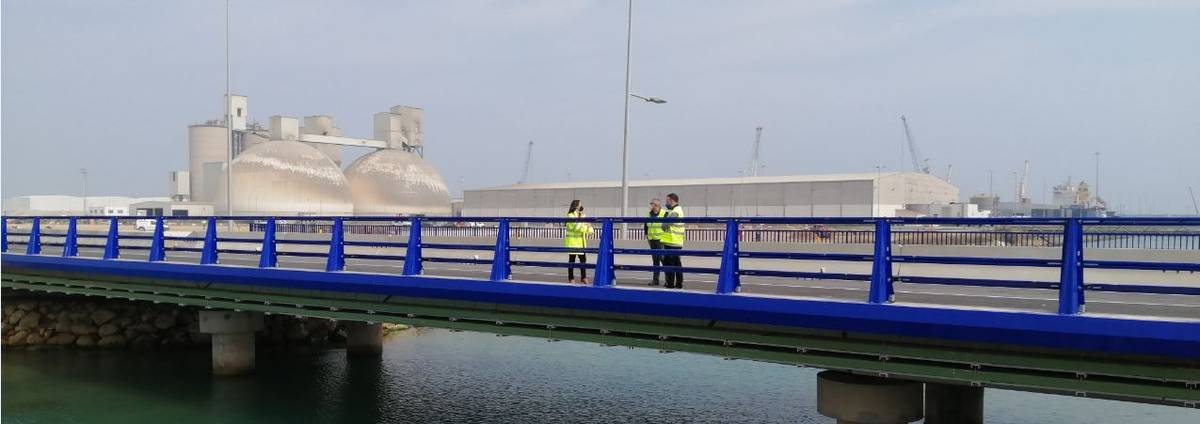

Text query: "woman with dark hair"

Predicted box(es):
[564, 199, 593, 284]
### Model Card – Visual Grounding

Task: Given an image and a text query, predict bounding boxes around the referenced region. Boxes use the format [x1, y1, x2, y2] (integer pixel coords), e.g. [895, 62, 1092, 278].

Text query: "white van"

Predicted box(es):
[135, 219, 169, 231]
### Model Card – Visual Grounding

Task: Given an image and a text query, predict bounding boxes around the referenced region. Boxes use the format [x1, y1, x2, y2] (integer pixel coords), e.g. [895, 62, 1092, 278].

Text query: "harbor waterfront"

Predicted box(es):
[3, 328, 1198, 424]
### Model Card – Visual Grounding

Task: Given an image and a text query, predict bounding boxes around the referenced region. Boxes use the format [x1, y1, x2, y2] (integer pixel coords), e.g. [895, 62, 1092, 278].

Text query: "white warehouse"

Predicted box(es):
[462, 172, 959, 218]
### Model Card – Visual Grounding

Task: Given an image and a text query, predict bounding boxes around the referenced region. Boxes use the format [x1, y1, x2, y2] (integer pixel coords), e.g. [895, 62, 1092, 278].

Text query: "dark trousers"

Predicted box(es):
[647, 239, 664, 285]
[568, 253, 587, 281]
[662, 245, 683, 288]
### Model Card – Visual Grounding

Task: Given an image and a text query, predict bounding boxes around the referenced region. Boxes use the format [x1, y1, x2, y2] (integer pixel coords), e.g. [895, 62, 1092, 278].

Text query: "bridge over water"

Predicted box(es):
[2, 215, 1198, 422]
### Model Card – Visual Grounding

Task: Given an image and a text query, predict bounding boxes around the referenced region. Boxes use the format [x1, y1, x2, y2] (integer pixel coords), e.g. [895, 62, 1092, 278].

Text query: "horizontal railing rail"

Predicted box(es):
[2, 215, 1198, 317]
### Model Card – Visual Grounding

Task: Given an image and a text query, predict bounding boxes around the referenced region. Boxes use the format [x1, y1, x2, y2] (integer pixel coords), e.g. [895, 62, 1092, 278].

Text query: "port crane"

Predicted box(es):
[900, 115, 930, 174]
[1190, 186, 1199, 215]
[517, 140, 533, 184]
[749, 126, 763, 177]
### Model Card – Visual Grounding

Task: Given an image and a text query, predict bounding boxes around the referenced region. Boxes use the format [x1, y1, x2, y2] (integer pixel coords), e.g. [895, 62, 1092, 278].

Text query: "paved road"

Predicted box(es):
[12, 245, 1198, 321]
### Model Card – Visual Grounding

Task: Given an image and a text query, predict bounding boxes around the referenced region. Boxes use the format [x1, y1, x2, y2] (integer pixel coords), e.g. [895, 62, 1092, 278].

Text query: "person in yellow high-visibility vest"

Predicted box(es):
[660, 193, 686, 289]
[565, 199, 594, 284]
[644, 198, 667, 286]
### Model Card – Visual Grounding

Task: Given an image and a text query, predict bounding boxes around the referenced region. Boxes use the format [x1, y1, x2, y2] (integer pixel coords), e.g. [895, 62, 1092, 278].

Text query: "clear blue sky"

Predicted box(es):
[3, 1, 1198, 214]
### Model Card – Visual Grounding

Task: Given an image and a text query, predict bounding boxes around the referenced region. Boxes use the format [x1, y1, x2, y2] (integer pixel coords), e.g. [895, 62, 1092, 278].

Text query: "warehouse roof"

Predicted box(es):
[471, 172, 915, 191]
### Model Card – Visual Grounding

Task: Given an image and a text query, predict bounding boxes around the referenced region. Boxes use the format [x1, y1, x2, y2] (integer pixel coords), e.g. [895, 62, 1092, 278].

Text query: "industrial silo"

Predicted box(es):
[213, 140, 354, 216]
[344, 149, 451, 216]
[188, 123, 229, 204]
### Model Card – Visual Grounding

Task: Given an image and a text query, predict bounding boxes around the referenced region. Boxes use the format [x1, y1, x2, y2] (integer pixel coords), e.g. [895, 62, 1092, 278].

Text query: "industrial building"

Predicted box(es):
[186, 95, 452, 216]
[462, 172, 959, 218]
[2, 196, 170, 216]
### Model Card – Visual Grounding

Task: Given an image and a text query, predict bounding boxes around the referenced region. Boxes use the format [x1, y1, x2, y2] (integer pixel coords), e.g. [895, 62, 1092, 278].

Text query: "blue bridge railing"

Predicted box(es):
[2, 215, 1198, 317]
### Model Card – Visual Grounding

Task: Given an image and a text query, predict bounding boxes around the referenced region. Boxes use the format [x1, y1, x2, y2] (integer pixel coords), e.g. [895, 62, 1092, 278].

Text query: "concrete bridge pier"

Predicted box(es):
[345, 322, 383, 356]
[816, 371, 924, 424]
[199, 310, 264, 376]
[924, 383, 984, 424]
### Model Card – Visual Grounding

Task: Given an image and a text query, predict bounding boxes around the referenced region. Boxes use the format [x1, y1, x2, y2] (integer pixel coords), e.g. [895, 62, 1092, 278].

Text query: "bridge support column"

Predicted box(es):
[345, 322, 383, 357]
[816, 371, 923, 424]
[924, 383, 983, 424]
[199, 310, 264, 376]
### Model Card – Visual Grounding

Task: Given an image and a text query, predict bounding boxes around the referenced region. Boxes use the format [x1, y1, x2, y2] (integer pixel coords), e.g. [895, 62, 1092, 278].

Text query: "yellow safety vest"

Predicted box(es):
[564, 211, 593, 249]
[660, 206, 685, 247]
[645, 209, 667, 241]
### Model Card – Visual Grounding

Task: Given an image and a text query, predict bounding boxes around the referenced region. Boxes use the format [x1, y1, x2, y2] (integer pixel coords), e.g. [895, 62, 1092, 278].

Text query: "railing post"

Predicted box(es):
[259, 218, 278, 268]
[148, 217, 166, 262]
[26, 217, 42, 255]
[1058, 218, 1086, 315]
[102, 217, 119, 259]
[716, 220, 741, 294]
[201, 217, 219, 265]
[489, 219, 511, 281]
[868, 219, 894, 304]
[325, 218, 345, 272]
[1, 217, 7, 253]
[592, 219, 615, 287]
[402, 218, 423, 276]
[62, 217, 79, 257]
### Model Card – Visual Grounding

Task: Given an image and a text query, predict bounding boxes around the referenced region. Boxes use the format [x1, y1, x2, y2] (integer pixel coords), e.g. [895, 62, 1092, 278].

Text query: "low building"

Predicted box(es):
[2, 195, 168, 216]
[129, 200, 215, 217]
[463, 172, 958, 218]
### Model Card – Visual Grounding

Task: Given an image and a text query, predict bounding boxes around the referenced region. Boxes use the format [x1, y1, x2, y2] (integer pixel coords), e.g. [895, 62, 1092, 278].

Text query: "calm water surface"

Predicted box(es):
[3, 328, 1197, 423]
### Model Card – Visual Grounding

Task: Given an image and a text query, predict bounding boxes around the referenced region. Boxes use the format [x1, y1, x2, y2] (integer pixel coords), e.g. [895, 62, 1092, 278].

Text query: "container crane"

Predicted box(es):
[900, 115, 930, 174]
[1189, 186, 1199, 215]
[749, 126, 763, 177]
[517, 140, 533, 184]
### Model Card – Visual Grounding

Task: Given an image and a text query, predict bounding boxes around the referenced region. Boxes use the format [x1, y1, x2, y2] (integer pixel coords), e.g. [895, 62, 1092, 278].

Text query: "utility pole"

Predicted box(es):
[1094, 151, 1100, 201]
[988, 170, 994, 197]
[79, 168, 87, 215]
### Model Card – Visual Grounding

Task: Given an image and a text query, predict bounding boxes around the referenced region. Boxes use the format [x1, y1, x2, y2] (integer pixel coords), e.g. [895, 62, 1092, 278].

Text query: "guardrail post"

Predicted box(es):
[62, 217, 79, 257]
[259, 218, 278, 268]
[716, 220, 741, 294]
[868, 219, 894, 304]
[325, 218, 345, 271]
[1, 217, 8, 252]
[26, 217, 42, 255]
[149, 217, 166, 262]
[102, 217, 119, 259]
[402, 218, 423, 275]
[201, 217, 219, 265]
[1058, 219, 1086, 315]
[489, 219, 511, 281]
[592, 219, 615, 287]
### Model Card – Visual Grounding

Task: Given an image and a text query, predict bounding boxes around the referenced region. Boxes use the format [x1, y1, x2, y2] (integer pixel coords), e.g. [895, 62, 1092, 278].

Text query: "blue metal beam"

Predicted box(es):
[102, 218, 118, 260]
[489, 219, 511, 281]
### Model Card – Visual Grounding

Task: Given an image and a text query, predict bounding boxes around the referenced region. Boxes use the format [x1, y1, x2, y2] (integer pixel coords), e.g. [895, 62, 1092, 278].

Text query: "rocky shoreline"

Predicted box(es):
[2, 293, 407, 350]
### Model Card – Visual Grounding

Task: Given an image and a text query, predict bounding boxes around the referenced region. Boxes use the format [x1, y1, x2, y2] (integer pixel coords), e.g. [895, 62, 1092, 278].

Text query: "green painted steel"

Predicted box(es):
[1, 274, 1196, 407]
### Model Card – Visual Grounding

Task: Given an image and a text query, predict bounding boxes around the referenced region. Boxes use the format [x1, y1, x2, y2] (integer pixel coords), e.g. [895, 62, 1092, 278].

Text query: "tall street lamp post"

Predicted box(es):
[619, 0, 667, 238]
